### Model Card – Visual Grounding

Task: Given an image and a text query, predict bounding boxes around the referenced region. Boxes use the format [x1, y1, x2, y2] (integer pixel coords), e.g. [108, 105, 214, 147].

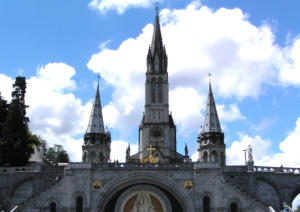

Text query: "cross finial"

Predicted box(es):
[155, 2, 159, 15]
[97, 75, 100, 85]
[208, 72, 212, 85]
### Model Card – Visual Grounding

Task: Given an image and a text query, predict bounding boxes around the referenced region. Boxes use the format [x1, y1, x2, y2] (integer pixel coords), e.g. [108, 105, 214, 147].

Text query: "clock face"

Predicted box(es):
[151, 128, 162, 137]
[153, 130, 161, 137]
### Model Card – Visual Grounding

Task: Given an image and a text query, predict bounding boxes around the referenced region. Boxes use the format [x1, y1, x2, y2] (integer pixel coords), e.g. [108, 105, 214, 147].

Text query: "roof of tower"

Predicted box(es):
[86, 79, 105, 134]
[202, 83, 222, 133]
[150, 7, 164, 56]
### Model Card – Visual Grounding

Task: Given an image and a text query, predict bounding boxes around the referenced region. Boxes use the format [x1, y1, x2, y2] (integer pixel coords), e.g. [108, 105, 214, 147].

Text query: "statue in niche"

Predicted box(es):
[130, 191, 156, 212]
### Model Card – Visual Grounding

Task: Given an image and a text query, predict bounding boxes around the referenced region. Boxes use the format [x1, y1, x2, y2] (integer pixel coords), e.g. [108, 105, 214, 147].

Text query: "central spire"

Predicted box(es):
[147, 6, 167, 74]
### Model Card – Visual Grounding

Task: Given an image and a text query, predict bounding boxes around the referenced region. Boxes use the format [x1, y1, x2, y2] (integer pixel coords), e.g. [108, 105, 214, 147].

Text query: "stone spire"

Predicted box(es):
[151, 7, 164, 56]
[197, 77, 225, 166]
[202, 82, 221, 133]
[86, 77, 105, 134]
[126, 9, 182, 163]
[82, 76, 111, 163]
[147, 6, 168, 74]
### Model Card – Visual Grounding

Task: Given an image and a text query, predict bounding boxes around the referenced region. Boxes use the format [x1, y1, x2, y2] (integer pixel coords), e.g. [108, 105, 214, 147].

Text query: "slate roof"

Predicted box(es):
[86, 82, 105, 134]
[202, 83, 222, 133]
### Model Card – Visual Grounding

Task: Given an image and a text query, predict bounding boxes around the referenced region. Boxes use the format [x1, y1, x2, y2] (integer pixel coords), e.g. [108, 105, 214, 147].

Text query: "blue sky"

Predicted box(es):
[1, 0, 300, 173]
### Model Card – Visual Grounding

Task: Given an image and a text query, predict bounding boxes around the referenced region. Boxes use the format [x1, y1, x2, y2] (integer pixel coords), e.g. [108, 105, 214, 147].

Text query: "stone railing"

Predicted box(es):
[0, 162, 42, 174]
[66, 163, 300, 174]
[253, 166, 300, 174]
[92, 162, 195, 170]
[0, 166, 30, 174]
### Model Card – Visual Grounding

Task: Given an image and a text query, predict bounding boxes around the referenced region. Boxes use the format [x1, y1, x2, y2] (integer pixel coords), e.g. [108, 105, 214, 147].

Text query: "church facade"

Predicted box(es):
[1, 11, 300, 212]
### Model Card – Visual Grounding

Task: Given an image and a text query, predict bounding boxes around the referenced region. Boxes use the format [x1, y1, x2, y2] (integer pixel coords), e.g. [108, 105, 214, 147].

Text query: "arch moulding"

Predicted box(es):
[95, 172, 195, 212]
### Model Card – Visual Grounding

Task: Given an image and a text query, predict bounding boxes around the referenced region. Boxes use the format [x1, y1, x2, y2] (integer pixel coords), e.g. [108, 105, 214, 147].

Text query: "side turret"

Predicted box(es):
[197, 82, 225, 166]
[82, 78, 111, 163]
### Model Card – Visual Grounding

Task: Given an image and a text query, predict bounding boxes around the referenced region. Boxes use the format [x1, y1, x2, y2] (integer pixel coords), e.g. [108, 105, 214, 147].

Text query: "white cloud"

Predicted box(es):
[217, 104, 245, 123]
[273, 117, 300, 166]
[169, 87, 205, 135]
[191, 151, 198, 162]
[0, 74, 13, 102]
[110, 140, 138, 162]
[89, 0, 160, 14]
[24, 63, 92, 162]
[27, 63, 87, 137]
[88, 2, 275, 136]
[88, 24, 152, 134]
[0, 64, 138, 163]
[226, 117, 300, 167]
[279, 37, 300, 86]
[226, 134, 272, 165]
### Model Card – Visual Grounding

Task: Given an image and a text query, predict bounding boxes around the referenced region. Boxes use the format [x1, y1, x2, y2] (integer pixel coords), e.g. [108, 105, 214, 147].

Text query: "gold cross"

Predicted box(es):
[147, 145, 155, 157]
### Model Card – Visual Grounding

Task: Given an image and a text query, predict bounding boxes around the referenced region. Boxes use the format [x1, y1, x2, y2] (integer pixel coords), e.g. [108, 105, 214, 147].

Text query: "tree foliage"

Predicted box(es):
[0, 94, 8, 140]
[296, 205, 300, 212]
[45, 144, 69, 163]
[0, 76, 41, 166]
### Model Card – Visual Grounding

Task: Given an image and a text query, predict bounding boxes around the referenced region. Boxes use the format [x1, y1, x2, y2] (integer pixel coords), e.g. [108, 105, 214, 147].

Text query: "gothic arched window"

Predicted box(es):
[90, 151, 96, 163]
[203, 151, 208, 162]
[203, 196, 210, 212]
[230, 202, 238, 212]
[221, 151, 225, 166]
[83, 152, 87, 163]
[158, 78, 163, 103]
[151, 78, 156, 103]
[49, 202, 56, 212]
[154, 55, 159, 73]
[76, 196, 83, 212]
[99, 152, 104, 163]
[210, 151, 217, 163]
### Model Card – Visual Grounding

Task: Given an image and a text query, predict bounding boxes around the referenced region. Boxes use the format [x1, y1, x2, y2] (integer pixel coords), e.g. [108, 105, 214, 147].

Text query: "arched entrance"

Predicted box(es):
[49, 202, 56, 212]
[96, 173, 194, 212]
[230, 202, 238, 212]
[103, 183, 183, 212]
[203, 196, 210, 212]
[256, 178, 281, 211]
[114, 185, 172, 212]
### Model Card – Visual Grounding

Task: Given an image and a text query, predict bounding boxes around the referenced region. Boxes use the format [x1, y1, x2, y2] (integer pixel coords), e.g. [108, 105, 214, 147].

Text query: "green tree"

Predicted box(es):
[0, 77, 41, 166]
[45, 145, 69, 163]
[296, 205, 300, 212]
[0, 93, 8, 139]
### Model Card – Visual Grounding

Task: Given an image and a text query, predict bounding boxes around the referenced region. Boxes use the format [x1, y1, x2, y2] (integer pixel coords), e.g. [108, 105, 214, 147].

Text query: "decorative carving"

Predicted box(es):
[93, 180, 102, 189]
[130, 191, 157, 212]
[184, 180, 193, 190]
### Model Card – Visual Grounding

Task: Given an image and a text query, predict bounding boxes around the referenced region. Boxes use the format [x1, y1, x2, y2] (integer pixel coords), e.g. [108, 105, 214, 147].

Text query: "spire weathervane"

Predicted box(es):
[208, 72, 212, 85]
